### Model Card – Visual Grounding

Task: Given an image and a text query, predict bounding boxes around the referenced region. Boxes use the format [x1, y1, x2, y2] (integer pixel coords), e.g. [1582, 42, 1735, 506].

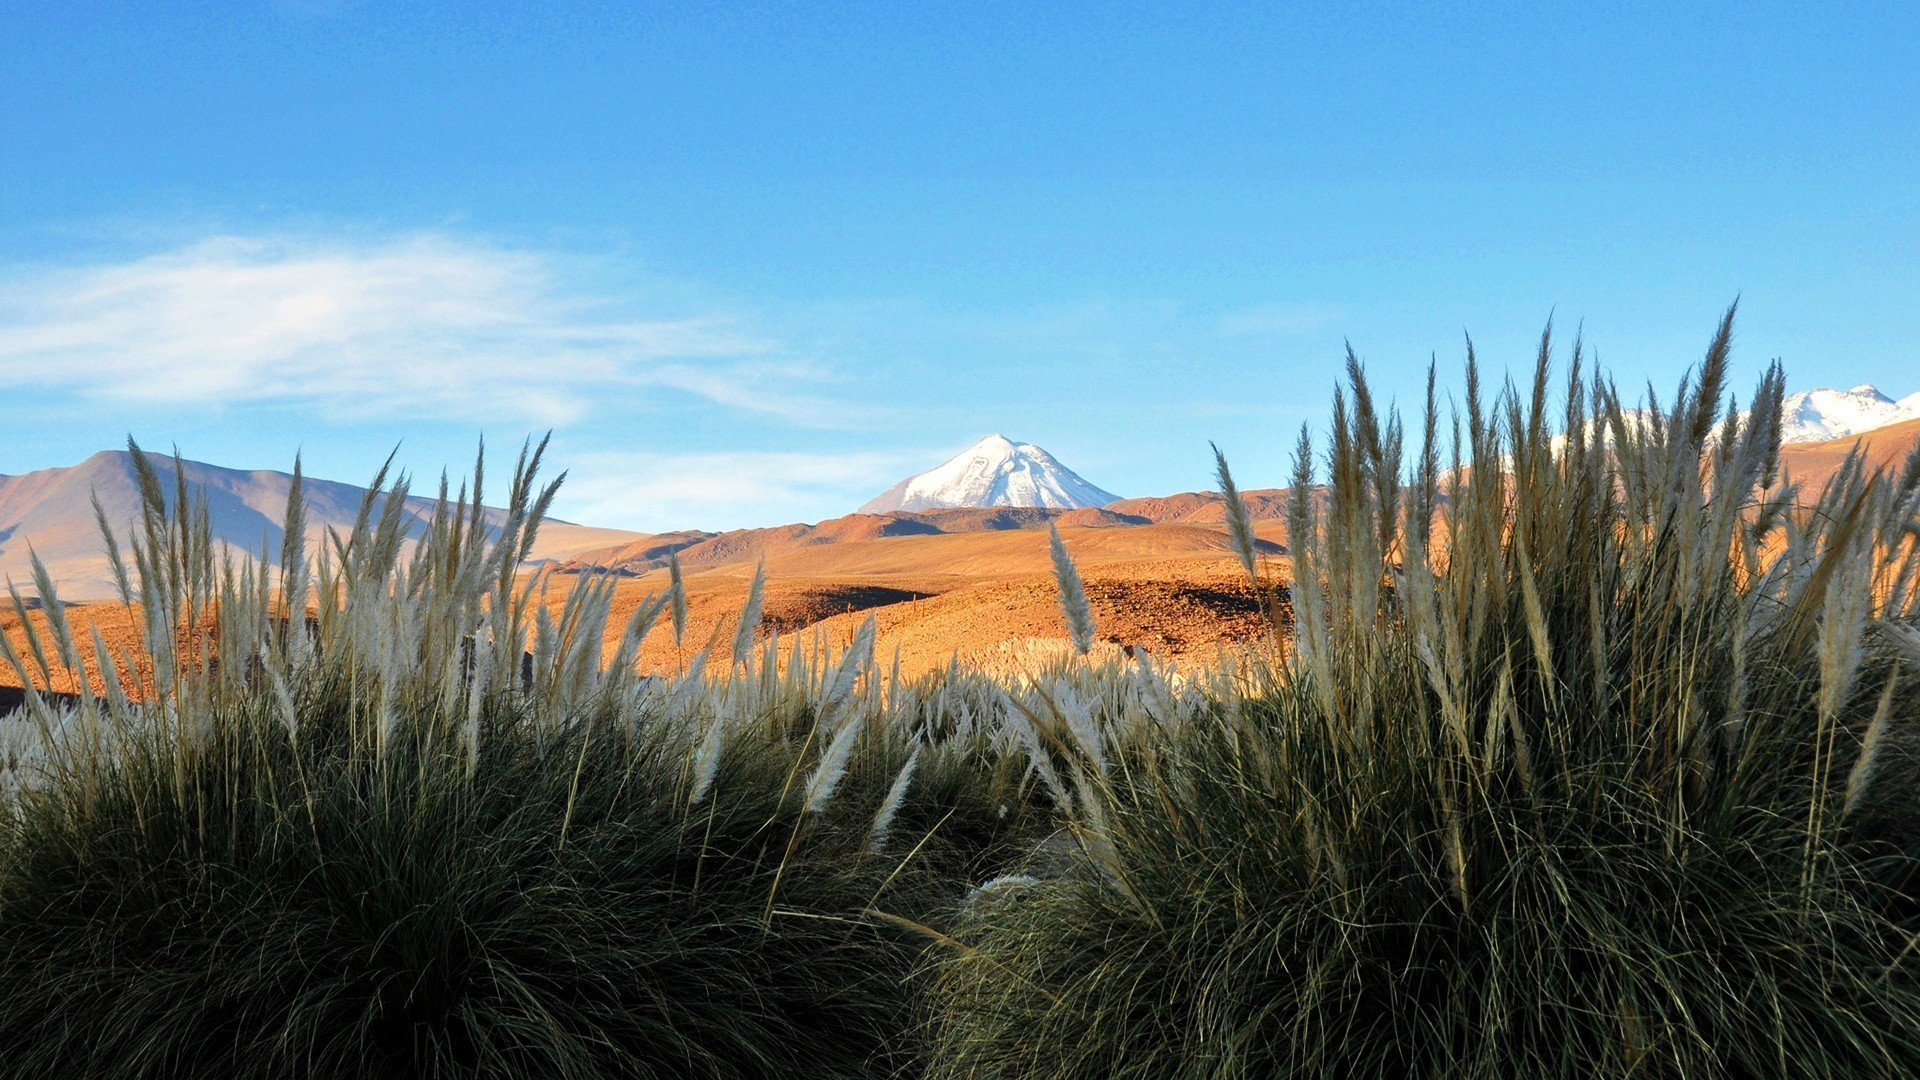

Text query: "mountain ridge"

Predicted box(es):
[0, 450, 639, 601]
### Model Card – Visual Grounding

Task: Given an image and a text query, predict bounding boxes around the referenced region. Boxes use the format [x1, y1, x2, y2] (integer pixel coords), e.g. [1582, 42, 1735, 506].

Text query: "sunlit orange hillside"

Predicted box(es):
[542, 516, 1292, 678]
[1777, 416, 1920, 495]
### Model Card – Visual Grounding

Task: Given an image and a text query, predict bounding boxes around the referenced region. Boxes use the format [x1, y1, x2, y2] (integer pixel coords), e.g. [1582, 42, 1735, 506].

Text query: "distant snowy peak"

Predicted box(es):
[1779, 384, 1920, 443]
[858, 435, 1120, 513]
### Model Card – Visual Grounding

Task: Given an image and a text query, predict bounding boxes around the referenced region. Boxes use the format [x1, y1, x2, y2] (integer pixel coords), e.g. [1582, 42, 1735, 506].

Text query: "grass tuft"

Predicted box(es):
[922, 308, 1920, 1078]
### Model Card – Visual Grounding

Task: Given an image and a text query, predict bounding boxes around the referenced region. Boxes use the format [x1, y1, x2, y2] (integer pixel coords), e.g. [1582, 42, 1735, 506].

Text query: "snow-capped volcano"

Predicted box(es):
[1778, 385, 1920, 443]
[858, 435, 1119, 514]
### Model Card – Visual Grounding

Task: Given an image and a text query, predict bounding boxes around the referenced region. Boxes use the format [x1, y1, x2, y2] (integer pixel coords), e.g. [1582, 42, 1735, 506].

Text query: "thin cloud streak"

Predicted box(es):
[645, 362, 881, 429]
[0, 234, 843, 425]
[557, 448, 926, 532]
[1217, 301, 1347, 338]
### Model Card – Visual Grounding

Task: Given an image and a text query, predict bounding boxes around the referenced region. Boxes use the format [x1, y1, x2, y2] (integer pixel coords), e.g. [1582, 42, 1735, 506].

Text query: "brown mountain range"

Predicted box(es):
[554, 491, 1292, 577]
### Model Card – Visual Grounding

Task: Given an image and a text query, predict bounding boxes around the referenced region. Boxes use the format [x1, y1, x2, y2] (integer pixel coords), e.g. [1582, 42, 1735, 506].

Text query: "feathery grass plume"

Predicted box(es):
[689, 699, 731, 807]
[1887, 623, 1920, 665]
[817, 616, 877, 729]
[1052, 680, 1106, 777]
[88, 624, 130, 716]
[1047, 523, 1096, 654]
[668, 551, 689, 648]
[732, 559, 766, 667]
[803, 709, 865, 813]
[89, 493, 137, 611]
[26, 551, 84, 685]
[606, 589, 669, 684]
[1212, 443, 1262, 587]
[279, 453, 310, 626]
[0, 612, 54, 737]
[1843, 669, 1900, 819]
[867, 743, 922, 852]
[462, 630, 489, 776]
[1000, 693, 1071, 810]
[3, 578, 55, 694]
[672, 646, 714, 710]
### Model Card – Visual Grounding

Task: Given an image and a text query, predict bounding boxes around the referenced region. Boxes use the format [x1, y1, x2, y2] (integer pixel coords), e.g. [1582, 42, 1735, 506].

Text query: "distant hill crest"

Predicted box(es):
[0, 450, 637, 601]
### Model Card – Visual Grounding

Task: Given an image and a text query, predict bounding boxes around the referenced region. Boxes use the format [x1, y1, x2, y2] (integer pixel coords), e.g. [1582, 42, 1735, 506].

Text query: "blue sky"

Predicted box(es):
[2, 2, 1915, 530]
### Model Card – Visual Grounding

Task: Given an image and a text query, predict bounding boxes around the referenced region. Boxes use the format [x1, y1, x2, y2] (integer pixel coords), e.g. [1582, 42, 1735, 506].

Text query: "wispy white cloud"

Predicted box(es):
[644, 361, 877, 427]
[558, 448, 925, 532]
[0, 234, 846, 425]
[1218, 301, 1346, 338]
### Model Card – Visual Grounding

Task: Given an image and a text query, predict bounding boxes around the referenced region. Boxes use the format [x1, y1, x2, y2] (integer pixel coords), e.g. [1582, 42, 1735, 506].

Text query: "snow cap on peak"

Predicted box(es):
[858, 435, 1119, 513]
[1778, 383, 1920, 443]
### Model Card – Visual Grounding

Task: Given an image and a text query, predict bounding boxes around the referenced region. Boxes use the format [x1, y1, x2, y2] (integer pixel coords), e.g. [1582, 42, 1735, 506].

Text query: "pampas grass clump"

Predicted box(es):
[0, 441, 1075, 1080]
[923, 308, 1920, 1078]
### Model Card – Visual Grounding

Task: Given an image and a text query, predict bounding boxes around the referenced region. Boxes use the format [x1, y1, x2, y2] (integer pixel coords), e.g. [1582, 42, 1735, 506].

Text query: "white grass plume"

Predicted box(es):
[1212, 444, 1262, 586]
[818, 616, 877, 728]
[803, 711, 864, 813]
[1886, 623, 1920, 666]
[668, 552, 689, 648]
[1003, 694, 1070, 810]
[867, 743, 922, 852]
[731, 560, 766, 667]
[689, 701, 731, 807]
[1843, 670, 1900, 818]
[464, 631, 491, 776]
[1048, 524, 1096, 655]
[672, 647, 712, 703]
[607, 590, 669, 682]
[1052, 680, 1106, 776]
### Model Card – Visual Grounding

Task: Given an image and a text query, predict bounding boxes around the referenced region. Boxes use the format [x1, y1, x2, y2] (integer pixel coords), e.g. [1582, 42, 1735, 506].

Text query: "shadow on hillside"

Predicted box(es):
[760, 584, 936, 634]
